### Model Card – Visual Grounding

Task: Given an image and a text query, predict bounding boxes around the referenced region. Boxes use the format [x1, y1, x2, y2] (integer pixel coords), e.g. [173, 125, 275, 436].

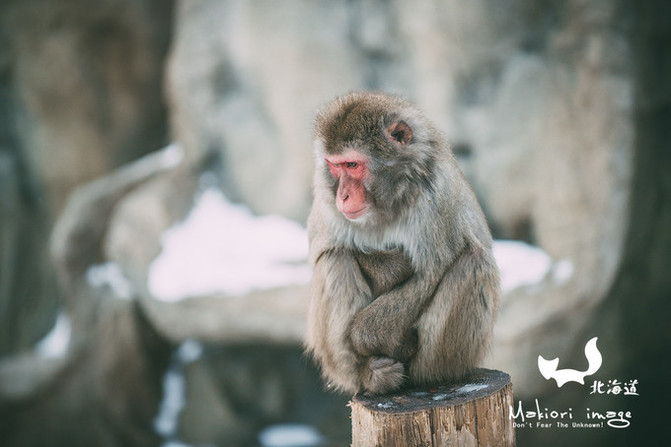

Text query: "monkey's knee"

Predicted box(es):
[359, 356, 405, 395]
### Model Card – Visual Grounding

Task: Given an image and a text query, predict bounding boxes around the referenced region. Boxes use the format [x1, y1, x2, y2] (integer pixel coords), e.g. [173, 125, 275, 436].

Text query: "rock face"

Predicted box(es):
[1, 0, 174, 217]
[0, 0, 174, 360]
[0, 151, 176, 447]
[166, 0, 362, 221]
[0, 149, 59, 356]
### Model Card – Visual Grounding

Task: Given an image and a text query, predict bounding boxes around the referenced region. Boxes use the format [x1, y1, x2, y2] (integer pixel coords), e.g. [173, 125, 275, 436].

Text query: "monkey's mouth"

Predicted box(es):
[342, 207, 368, 220]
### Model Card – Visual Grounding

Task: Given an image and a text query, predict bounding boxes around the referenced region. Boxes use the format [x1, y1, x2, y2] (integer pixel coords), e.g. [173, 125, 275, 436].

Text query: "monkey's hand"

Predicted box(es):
[348, 309, 418, 363]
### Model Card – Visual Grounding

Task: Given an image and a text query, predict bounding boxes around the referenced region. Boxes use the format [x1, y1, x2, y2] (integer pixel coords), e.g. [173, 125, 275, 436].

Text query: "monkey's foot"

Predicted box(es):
[361, 356, 405, 395]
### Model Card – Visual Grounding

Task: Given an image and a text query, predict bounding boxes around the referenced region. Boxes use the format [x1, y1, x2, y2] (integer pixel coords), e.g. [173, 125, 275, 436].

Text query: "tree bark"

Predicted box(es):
[351, 369, 515, 446]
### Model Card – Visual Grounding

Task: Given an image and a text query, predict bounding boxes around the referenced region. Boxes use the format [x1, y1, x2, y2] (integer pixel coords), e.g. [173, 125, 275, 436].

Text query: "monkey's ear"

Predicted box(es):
[385, 120, 413, 145]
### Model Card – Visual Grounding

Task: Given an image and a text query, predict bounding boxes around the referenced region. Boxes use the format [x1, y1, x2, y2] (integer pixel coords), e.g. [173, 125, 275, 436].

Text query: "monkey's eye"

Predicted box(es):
[325, 158, 365, 179]
[325, 160, 340, 178]
[344, 161, 366, 179]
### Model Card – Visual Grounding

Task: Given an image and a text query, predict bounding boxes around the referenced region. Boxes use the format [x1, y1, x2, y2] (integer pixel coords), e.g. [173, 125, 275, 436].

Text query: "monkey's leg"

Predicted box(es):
[408, 247, 499, 386]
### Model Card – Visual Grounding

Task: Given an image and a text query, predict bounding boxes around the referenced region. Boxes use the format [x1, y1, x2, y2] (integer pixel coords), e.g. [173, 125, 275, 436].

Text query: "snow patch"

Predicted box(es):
[553, 259, 575, 284]
[147, 188, 311, 302]
[457, 383, 488, 394]
[258, 424, 323, 447]
[493, 240, 573, 293]
[175, 339, 203, 364]
[34, 312, 71, 359]
[493, 240, 552, 293]
[154, 368, 185, 438]
[154, 339, 204, 442]
[147, 188, 571, 301]
[131, 142, 184, 175]
[161, 442, 197, 447]
[86, 262, 134, 299]
[158, 142, 185, 169]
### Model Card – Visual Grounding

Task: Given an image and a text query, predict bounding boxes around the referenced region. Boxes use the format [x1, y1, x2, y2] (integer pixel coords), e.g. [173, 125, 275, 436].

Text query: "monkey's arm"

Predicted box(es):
[305, 247, 375, 392]
[348, 265, 444, 363]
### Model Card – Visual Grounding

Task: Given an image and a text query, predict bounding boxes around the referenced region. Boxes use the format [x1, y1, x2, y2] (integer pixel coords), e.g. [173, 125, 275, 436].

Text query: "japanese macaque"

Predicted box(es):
[305, 92, 499, 395]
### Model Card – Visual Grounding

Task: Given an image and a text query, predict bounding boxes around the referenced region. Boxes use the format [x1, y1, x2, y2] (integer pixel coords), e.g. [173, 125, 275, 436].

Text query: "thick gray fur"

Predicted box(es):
[305, 92, 499, 395]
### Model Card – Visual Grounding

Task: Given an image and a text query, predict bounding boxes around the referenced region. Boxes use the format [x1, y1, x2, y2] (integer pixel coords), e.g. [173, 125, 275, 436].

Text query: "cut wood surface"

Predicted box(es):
[351, 368, 515, 446]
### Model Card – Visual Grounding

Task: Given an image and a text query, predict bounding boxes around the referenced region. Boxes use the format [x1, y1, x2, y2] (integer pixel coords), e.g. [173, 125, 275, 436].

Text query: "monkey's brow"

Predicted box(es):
[324, 151, 367, 165]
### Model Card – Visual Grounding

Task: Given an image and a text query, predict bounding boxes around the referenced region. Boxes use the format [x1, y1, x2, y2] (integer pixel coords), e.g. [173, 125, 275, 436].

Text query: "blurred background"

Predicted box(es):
[0, 0, 668, 446]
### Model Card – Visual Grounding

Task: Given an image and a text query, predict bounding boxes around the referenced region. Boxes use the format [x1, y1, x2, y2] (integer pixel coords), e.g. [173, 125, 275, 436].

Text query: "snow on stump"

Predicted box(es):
[350, 369, 515, 447]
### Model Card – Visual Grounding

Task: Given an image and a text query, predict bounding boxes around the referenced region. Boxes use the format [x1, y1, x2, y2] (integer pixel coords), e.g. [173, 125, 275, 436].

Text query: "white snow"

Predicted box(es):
[146, 184, 570, 301]
[157, 143, 186, 169]
[132, 142, 184, 175]
[161, 442, 195, 447]
[86, 262, 134, 299]
[175, 339, 203, 364]
[154, 339, 204, 441]
[493, 240, 572, 293]
[456, 383, 488, 394]
[258, 424, 323, 447]
[154, 368, 185, 438]
[376, 401, 395, 409]
[552, 258, 575, 284]
[34, 312, 72, 359]
[147, 187, 311, 302]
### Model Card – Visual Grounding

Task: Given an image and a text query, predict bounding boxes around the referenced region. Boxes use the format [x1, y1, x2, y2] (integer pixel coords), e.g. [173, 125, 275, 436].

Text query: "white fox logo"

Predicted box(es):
[538, 337, 602, 387]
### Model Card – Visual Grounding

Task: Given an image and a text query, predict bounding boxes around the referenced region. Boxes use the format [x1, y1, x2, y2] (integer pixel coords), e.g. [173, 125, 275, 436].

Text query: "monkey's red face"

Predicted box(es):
[325, 151, 369, 220]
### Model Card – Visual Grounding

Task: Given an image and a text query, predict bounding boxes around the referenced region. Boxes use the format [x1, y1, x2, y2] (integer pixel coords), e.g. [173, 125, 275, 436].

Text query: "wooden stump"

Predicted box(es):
[350, 369, 515, 447]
